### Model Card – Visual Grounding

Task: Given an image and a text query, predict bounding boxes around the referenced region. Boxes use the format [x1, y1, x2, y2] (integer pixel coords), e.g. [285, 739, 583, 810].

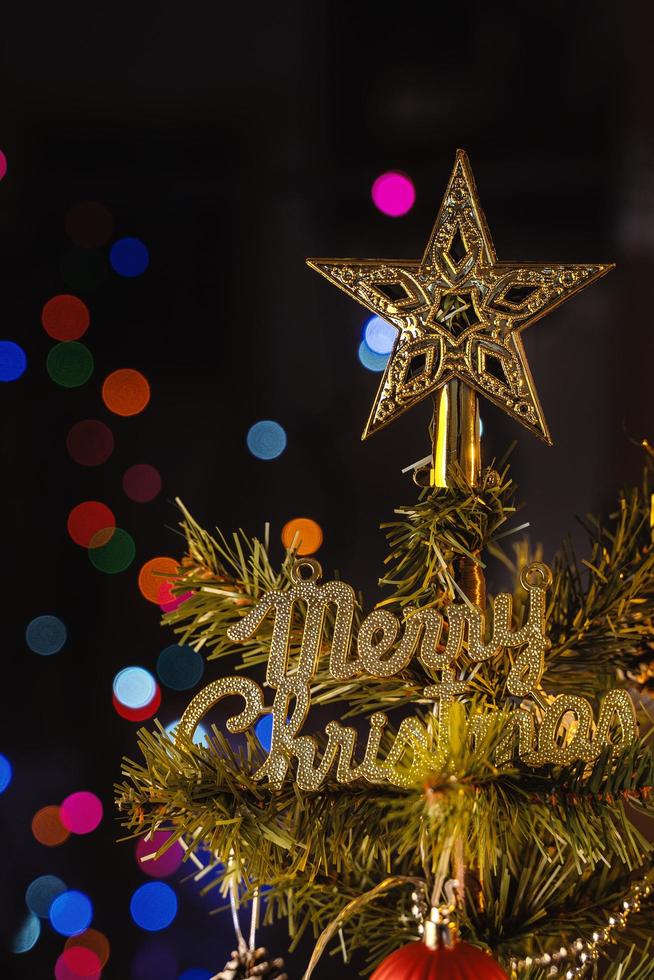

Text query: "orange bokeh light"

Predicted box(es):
[102, 368, 151, 417]
[138, 556, 179, 604]
[31, 805, 70, 846]
[281, 517, 323, 556]
[65, 928, 111, 968]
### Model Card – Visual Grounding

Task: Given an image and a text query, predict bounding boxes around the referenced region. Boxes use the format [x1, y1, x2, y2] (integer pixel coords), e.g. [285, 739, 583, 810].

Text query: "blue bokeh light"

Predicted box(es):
[109, 236, 149, 277]
[246, 420, 287, 460]
[179, 970, 213, 980]
[25, 615, 67, 656]
[358, 341, 389, 373]
[165, 720, 209, 747]
[255, 714, 273, 751]
[0, 752, 12, 793]
[26, 875, 67, 918]
[113, 666, 157, 709]
[0, 340, 27, 381]
[130, 882, 178, 931]
[157, 644, 204, 691]
[49, 889, 93, 936]
[363, 315, 398, 355]
[11, 912, 40, 953]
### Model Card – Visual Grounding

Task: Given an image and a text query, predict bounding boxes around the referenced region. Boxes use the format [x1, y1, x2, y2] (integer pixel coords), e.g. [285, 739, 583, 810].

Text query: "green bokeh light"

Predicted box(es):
[88, 527, 136, 573]
[46, 342, 94, 388]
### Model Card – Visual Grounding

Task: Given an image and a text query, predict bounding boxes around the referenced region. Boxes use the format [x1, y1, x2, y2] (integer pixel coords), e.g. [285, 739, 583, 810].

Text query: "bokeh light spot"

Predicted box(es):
[65, 201, 114, 249]
[102, 368, 150, 416]
[138, 557, 179, 604]
[66, 419, 114, 467]
[358, 340, 389, 372]
[26, 615, 67, 655]
[165, 720, 208, 746]
[32, 805, 70, 846]
[371, 171, 416, 217]
[50, 890, 93, 937]
[88, 527, 136, 573]
[41, 294, 90, 341]
[157, 645, 204, 691]
[363, 315, 398, 355]
[113, 685, 161, 721]
[123, 463, 162, 503]
[179, 970, 213, 980]
[246, 420, 287, 460]
[55, 946, 102, 980]
[158, 582, 192, 613]
[0, 150, 7, 180]
[67, 501, 115, 548]
[113, 666, 157, 709]
[130, 882, 177, 931]
[25, 875, 67, 918]
[60, 249, 109, 292]
[281, 517, 323, 556]
[0, 752, 12, 792]
[0, 340, 27, 381]
[61, 791, 103, 835]
[47, 341, 94, 388]
[65, 929, 111, 969]
[136, 830, 185, 879]
[255, 714, 273, 752]
[110, 236, 150, 277]
[11, 913, 40, 954]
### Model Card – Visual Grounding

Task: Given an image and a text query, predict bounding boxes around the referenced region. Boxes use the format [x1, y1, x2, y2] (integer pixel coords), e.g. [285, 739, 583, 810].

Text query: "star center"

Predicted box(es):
[425, 289, 483, 344]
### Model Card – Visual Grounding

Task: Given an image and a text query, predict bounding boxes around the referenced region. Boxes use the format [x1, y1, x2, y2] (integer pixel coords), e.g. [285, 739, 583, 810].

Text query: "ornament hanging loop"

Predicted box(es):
[520, 561, 553, 591]
[423, 901, 457, 950]
[290, 558, 323, 584]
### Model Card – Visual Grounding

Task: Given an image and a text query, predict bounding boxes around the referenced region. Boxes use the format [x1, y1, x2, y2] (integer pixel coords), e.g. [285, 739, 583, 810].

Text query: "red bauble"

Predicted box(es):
[370, 939, 509, 980]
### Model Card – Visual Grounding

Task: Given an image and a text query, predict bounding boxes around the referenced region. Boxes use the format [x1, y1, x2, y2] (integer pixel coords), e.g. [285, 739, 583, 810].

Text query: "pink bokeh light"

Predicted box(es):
[0, 151, 7, 181]
[60, 791, 103, 835]
[135, 830, 184, 878]
[123, 463, 162, 503]
[55, 946, 102, 980]
[371, 171, 415, 217]
[158, 581, 192, 612]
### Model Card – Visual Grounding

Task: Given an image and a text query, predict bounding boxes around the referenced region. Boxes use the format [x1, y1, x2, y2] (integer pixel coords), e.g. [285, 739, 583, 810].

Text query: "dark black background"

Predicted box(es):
[1, 2, 653, 977]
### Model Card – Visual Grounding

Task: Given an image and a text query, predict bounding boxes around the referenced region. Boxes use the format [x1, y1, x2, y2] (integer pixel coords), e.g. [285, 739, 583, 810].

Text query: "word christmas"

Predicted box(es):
[178, 559, 637, 791]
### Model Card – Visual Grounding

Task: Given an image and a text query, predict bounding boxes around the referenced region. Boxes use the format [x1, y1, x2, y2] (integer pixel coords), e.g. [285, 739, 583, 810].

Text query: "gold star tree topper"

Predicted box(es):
[307, 150, 613, 444]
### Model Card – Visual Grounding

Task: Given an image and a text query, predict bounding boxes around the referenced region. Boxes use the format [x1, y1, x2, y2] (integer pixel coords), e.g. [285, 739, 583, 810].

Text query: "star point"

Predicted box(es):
[307, 151, 613, 444]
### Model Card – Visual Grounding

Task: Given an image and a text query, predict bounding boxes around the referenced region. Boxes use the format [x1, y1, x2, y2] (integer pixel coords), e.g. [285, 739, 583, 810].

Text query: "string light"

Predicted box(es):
[509, 874, 653, 977]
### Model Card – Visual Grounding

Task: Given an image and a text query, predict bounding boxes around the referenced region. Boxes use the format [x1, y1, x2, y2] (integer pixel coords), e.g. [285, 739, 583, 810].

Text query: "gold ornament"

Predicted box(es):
[307, 150, 613, 444]
[177, 560, 637, 791]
